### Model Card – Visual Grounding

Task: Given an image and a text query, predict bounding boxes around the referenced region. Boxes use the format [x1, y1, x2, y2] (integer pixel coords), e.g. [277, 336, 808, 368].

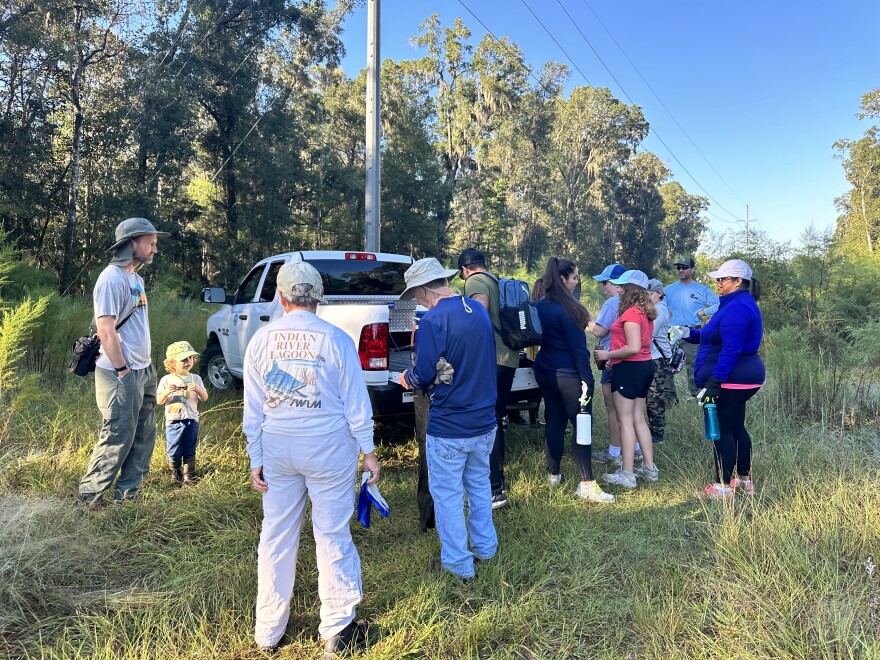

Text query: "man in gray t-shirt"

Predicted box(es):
[78, 218, 169, 506]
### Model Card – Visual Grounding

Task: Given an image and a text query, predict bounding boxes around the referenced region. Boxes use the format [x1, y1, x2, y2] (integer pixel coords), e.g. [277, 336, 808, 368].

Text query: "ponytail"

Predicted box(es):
[542, 257, 591, 329]
[739, 278, 761, 301]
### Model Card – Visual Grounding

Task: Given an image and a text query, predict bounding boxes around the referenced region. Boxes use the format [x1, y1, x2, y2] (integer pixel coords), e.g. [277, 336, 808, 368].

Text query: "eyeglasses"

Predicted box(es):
[675, 265, 692, 271]
[715, 277, 733, 284]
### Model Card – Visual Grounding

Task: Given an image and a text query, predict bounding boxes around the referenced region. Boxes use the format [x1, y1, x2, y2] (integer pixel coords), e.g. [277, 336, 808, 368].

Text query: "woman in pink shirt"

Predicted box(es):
[594, 270, 658, 489]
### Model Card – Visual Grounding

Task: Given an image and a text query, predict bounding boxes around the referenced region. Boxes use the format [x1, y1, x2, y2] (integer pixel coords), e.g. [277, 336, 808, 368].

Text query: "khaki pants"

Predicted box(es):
[79, 364, 157, 500]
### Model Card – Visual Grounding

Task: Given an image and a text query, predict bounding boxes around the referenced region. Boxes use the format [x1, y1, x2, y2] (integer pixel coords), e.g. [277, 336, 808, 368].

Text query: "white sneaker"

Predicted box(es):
[576, 481, 615, 503]
[634, 464, 660, 482]
[548, 473, 562, 487]
[601, 468, 637, 489]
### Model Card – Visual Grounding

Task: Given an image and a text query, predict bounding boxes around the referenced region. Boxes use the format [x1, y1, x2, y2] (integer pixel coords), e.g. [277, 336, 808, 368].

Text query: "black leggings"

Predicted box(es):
[713, 387, 759, 484]
[535, 370, 593, 481]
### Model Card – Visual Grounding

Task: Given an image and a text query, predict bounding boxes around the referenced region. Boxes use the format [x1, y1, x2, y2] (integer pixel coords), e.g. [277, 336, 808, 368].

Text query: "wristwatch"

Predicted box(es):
[114, 364, 128, 372]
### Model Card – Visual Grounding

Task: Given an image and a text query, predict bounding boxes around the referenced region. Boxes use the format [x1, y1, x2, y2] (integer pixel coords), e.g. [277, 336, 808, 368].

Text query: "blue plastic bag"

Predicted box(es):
[356, 471, 390, 528]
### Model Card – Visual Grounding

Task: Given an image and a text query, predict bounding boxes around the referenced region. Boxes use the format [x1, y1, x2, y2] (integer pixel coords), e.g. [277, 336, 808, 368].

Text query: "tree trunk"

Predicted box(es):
[60, 77, 84, 295]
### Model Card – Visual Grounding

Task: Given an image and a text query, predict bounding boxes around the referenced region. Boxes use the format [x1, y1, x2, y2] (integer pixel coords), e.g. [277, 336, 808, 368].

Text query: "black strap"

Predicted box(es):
[652, 337, 669, 361]
[90, 301, 139, 334]
[465, 271, 504, 337]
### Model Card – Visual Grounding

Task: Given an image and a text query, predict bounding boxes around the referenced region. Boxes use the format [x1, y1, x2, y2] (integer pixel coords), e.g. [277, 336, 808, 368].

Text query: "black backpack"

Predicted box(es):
[471, 273, 543, 350]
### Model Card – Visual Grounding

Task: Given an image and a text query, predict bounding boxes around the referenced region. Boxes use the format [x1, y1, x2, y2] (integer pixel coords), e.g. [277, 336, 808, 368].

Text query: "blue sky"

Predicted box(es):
[337, 0, 879, 245]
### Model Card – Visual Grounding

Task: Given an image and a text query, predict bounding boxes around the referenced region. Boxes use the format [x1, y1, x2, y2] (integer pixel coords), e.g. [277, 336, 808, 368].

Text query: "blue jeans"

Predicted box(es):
[425, 428, 498, 578]
[166, 418, 199, 462]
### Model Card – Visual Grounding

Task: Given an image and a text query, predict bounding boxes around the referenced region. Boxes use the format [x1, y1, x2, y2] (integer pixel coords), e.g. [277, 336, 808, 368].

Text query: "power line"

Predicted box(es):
[531, 0, 745, 222]
[579, 0, 748, 209]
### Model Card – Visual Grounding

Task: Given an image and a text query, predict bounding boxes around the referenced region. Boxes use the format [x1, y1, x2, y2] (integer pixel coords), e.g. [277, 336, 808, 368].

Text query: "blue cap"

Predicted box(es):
[610, 269, 649, 289]
[592, 264, 626, 282]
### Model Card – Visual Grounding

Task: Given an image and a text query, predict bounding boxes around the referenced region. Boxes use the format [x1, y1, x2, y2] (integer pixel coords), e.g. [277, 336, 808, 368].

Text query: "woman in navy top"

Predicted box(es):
[534, 257, 614, 504]
[682, 259, 765, 499]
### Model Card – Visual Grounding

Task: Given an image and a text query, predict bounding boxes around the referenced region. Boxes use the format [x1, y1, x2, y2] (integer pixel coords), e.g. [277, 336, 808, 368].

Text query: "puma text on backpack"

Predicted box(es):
[495, 278, 543, 350]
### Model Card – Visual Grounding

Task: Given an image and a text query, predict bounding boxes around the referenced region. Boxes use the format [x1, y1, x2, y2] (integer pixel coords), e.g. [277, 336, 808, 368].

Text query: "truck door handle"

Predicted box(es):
[238, 314, 248, 320]
[260, 315, 270, 321]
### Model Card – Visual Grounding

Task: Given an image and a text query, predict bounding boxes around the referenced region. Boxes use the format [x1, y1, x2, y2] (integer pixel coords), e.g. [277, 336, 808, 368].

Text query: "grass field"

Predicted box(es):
[2, 372, 879, 659]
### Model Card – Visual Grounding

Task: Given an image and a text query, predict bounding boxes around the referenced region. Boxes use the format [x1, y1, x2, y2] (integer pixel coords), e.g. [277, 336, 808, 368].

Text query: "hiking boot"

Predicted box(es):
[323, 620, 368, 659]
[651, 434, 665, 445]
[601, 468, 637, 489]
[575, 481, 615, 503]
[547, 473, 562, 487]
[592, 449, 622, 467]
[182, 458, 198, 486]
[731, 477, 755, 496]
[77, 492, 105, 511]
[634, 463, 660, 482]
[704, 483, 734, 500]
[491, 491, 508, 509]
[169, 459, 183, 483]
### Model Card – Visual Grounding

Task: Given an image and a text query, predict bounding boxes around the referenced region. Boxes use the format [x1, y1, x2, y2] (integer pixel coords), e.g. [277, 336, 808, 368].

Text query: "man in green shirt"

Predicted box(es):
[457, 248, 519, 509]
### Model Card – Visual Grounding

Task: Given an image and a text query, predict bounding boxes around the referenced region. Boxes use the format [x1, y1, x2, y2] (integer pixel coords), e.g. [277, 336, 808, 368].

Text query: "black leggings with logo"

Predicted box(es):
[713, 387, 760, 484]
[535, 370, 593, 481]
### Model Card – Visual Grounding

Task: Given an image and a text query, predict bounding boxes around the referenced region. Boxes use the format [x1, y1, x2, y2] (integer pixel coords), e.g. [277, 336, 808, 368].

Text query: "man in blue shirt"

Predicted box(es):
[399, 258, 498, 580]
[663, 256, 719, 399]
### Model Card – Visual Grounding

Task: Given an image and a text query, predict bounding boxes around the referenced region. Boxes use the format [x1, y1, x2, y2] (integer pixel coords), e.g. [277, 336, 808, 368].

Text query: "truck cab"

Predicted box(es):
[201, 250, 540, 419]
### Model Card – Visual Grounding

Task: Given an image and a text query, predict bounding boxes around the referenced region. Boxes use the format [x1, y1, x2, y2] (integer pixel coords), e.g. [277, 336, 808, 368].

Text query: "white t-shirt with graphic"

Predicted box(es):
[158, 373, 205, 422]
[93, 264, 151, 370]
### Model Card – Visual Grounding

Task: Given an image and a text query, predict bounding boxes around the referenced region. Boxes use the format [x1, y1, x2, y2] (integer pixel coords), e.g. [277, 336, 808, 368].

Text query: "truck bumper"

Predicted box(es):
[369, 381, 415, 418]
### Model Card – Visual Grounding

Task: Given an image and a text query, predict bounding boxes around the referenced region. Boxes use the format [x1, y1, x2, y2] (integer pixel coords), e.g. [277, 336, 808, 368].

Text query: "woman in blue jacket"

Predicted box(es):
[681, 259, 765, 499]
[534, 257, 614, 504]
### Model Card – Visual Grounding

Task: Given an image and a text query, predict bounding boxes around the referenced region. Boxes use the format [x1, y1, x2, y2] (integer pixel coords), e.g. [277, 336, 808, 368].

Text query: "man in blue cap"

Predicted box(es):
[78, 217, 169, 507]
[664, 256, 719, 400]
[588, 264, 627, 466]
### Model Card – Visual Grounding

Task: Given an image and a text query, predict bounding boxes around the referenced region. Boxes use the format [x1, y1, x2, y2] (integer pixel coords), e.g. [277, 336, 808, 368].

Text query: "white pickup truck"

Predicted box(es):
[200, 250, 540, 419]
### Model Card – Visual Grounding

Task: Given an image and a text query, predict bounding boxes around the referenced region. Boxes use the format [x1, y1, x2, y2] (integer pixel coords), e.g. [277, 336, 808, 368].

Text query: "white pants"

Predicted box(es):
[254, 429, 362, 648]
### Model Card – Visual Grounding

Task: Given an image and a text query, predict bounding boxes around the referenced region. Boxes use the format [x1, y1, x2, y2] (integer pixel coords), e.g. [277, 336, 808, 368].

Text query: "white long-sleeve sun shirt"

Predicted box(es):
[243, 309, 375, 468]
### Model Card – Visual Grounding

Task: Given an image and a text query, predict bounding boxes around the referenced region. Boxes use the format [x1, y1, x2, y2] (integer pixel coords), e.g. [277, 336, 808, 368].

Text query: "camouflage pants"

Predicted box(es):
[648, 358, 671, 440]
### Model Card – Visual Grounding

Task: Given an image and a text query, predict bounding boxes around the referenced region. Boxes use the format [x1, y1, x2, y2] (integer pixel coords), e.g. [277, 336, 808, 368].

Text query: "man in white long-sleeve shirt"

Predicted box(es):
[243, 261, 380, 657]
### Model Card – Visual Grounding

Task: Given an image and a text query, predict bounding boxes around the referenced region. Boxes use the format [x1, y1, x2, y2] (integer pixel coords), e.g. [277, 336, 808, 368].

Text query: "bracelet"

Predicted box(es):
[114, 364, 128, 372]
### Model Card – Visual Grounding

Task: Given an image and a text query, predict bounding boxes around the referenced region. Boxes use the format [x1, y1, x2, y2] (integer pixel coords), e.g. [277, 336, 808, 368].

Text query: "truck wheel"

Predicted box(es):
[201, 343, 239, 390]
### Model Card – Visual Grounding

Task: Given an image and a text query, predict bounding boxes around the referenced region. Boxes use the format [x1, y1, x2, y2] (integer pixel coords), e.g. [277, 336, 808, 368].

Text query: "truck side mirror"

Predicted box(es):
[202, 286, 227, 304]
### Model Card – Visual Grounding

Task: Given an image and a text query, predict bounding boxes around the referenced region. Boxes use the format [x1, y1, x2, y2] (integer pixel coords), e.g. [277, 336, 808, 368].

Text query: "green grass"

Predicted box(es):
[1, 376, 879, 659]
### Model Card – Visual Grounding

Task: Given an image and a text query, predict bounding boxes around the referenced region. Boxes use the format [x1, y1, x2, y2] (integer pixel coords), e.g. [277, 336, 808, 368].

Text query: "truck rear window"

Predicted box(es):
[304, 259, 410, 296]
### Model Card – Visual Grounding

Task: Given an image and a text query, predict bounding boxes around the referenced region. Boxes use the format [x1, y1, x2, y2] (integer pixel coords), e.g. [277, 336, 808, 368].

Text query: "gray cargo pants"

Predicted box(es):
[79, 364, 157, 501]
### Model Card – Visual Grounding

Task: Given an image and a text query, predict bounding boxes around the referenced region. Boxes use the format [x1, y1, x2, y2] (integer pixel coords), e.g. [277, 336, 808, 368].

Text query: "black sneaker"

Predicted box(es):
[426, 557, 475, 582]
[323, 620, 368, 659]
[77, 493, 105, 510]
[491, 492, 508, 510]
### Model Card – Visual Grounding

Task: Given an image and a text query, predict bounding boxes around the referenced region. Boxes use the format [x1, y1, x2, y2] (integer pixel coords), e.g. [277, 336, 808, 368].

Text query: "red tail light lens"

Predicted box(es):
[358, 323, 388, 370]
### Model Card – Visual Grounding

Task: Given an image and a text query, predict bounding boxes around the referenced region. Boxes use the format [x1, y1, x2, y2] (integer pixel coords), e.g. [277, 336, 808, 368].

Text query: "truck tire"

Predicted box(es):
[201, 342, 240, 391]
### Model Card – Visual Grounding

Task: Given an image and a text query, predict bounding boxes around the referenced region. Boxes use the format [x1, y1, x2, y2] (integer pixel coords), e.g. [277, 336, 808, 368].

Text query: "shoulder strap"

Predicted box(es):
[652, 337, 669, 361]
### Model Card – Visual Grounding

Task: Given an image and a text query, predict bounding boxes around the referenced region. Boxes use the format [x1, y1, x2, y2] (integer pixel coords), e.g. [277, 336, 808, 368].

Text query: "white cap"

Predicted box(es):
[708, 259, 752, 280]
[277, 262, 324, 302]
[609, 269, 649, 289]
[400, 258, 458, 300]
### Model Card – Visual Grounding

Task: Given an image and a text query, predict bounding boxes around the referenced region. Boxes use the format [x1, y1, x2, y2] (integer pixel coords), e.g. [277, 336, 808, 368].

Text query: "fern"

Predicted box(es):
[0, 296, 50, 407]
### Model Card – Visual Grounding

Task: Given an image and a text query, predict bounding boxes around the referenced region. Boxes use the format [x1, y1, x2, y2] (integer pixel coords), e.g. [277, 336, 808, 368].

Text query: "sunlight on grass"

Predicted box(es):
[2, 374, 879, 658]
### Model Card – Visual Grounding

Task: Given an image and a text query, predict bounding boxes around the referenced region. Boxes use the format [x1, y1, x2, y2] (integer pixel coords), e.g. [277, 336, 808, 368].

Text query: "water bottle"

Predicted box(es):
[703, 402, 720, 441]
[576, 382, 592, 446]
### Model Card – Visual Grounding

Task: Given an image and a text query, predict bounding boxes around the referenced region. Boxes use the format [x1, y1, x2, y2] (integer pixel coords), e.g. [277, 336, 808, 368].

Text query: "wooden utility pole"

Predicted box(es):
[364, 0, 381, 252]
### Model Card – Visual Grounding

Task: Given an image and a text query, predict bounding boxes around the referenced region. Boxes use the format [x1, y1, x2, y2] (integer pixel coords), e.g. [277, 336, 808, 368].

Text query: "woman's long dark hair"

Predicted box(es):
[542, 257, 591, 329]
[617, 283, 658, 321]
[738, 278, 761, 301]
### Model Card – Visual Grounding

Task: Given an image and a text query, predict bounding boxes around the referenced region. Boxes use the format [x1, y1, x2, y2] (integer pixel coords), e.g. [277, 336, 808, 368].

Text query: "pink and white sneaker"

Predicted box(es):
[731, 477, 755, 496]
[704, 483, 734, 500]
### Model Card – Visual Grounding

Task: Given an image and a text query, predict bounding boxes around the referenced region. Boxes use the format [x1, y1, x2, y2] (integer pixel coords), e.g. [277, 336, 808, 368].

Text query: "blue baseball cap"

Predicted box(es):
[610, 269, 649, 289]
[592, 264, 626, 282]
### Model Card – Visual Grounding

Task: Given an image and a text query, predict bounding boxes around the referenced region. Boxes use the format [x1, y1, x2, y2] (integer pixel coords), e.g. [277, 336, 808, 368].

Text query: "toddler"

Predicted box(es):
[158, 341, 208, 485]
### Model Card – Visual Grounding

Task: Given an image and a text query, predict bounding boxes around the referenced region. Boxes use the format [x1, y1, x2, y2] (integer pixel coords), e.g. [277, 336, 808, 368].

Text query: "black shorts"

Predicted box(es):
[610, 360, 655, 400]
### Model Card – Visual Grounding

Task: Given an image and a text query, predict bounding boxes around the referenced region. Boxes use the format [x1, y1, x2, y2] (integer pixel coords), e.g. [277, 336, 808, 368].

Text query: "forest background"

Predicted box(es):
[3, 2, 880, 657]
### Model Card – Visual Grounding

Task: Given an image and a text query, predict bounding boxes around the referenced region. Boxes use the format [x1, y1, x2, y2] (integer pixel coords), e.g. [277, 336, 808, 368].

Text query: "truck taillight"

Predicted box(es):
[358, 323, 388, 370]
